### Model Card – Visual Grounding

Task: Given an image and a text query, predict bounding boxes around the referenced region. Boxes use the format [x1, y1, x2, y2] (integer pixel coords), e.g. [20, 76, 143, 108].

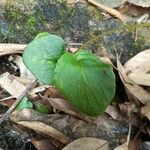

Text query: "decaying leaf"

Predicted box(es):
[12, 55, 36, 80]
[117, 57, 150, 105]
[106, 104, 139, 126]
[42, 97, 92, 123]
[127, 0, 150, 8]
[141, 105, 150, 120]
[10, 108, 129, 147]
[62, 137, 109, 150]
[16, 121, 71, 145]
[124, 49, 150, 86]
[31, 137, 60, 150]
[114, 142, 128, 150]
[0, 72, 26, 98]
[94, 0, 125, 8]
[128, 73, 150, 86]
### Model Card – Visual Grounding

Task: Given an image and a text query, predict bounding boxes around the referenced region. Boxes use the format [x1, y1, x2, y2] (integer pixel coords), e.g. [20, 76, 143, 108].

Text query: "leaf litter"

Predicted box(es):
[0, 42, 150, 149]
[0, 11, 150, 149]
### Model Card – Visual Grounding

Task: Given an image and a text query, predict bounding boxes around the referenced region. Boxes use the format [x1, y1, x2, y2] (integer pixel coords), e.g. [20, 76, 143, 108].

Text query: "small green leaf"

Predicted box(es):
[34, 32, 50, 39]
[15, 97, 33, 110]
[23, 33, 65, 84]
[35, 104, 49, 114]
[54, 50, 116, 116]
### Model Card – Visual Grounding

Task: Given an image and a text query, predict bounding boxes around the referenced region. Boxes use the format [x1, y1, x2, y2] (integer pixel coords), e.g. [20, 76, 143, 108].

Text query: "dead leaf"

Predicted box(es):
[44, 86, 62, 98]
[124, 49, 150, 86]
[31, 137, 62, 150]
[117, 3, 150, 16]
[16, 121, 71, 145]
[117, 57, 150, 105]
[119, 102, 136, 117]
[10, 109, 129, 146]
[62, 137, 109, 150]
[123, 49, 150, 74]
[106, 104, 139, 126]
[128, 73, 150, 86]
[128, 138, 142, 150]
[127, 0, 150, 8]
[106, 105, 121, 120]
[43, 97, 92, 123]
[12, 55, 36, 80]
[114, 142, 128, 150]
[0, 72, 26, 98]
[141, 105, 150, 120]
[0, 44, 26, 57]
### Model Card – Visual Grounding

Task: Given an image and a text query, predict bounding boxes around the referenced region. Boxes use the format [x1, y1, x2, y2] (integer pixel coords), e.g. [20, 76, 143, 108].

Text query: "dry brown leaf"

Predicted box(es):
[141, 105, 150, 120]
[0, 43, 26, 57]
[44, 97, 92, 123]
[106, 104, 139, 126]
[12, 55, 36, 80]
[127, 0, 150, 8]
[124, 49, 150, 73]
[62, 137, 109, 150]
[117, 57, 150, 105]
[0, 72, 26, 98]
[114, 142, 128, 150]
[106, 105, 120, 120]
[17, 121, 71, 145]
[124, 49, 150, 86]
[44, 86, 62, 98]
[128, 73, 150, 86]
[31, 137, 63, 150]
[129, 138, 142, 150]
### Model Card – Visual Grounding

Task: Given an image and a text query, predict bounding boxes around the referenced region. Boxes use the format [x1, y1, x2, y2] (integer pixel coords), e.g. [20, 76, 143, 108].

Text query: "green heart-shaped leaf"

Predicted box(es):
[23, 33, 65, 84]
[54, 50, 116, 116]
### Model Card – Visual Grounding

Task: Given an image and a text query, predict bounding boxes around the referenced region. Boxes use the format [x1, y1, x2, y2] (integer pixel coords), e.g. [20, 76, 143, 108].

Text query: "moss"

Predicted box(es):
[88, 5, 102, 21]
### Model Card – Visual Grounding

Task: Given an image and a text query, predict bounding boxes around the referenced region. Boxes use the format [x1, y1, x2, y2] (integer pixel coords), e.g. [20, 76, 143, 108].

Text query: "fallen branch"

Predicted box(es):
[0, 79, 37, 124]
[87, 0, 127, 22]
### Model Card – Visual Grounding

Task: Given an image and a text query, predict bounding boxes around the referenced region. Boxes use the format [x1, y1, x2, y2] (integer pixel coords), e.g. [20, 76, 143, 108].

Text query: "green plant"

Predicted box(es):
[15, 97, 33, 110]
[23, 33, 116, 116]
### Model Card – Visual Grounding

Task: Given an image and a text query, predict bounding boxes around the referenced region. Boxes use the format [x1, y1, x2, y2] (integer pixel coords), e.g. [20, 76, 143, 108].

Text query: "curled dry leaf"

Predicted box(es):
[124, 49, 150, 86]
[62, 137, 109, 150]
[16, 121, 71, 145]
[117, 57, 150, 105]
[43, 97, 92, 123]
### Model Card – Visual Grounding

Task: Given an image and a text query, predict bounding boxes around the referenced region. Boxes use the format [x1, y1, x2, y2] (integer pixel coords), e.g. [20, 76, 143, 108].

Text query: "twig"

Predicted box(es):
[0, 96, 15, 102]
[0, 43, 26, 56]
[0, 79, 37, 124]
[127, 124, 132, 148]
[87, 0, 127, 22]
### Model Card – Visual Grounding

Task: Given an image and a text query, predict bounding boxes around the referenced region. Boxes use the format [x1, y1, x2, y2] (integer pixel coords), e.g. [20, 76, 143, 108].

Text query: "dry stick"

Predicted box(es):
[0, 43, 26, 56]
[0, 79, 37, 124]
[87, 0, 127, 22]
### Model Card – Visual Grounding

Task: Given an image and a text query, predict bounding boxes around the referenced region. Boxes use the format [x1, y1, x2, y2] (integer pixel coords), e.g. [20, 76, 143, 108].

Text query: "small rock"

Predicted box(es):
[139, 141, 150, 150]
